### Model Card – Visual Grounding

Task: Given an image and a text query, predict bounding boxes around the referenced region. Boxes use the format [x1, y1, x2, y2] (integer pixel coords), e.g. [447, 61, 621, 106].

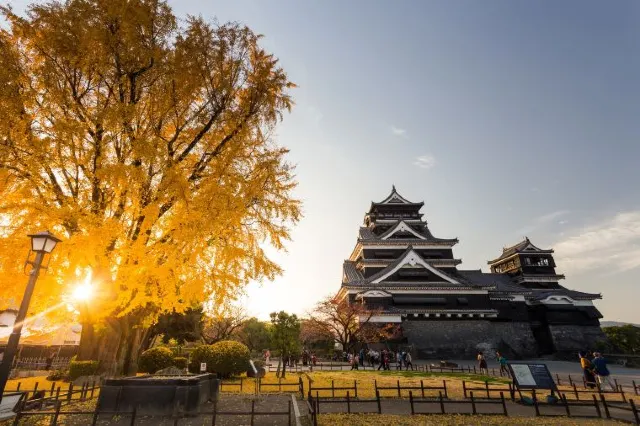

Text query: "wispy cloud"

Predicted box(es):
[391, 126, 407, 137]
[516, 210, 570, 235]
[413, 155, 436, 169]
[553, 211, 640, 275]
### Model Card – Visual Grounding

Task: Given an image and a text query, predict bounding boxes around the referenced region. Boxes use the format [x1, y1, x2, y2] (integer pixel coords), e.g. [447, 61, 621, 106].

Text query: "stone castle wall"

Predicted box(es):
[548, 325, 608, 354]
[402, 320, 539, 360]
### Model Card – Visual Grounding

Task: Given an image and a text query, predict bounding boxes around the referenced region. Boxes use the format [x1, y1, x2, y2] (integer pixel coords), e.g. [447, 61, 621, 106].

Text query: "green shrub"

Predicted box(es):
[172, 356, 188, 369]
[68, 360, 99, 381]
[189, 344, 216, 374]
[189, 341, 250, 378]
[138, 347, 175, 373]
[46, 370, 68, 381]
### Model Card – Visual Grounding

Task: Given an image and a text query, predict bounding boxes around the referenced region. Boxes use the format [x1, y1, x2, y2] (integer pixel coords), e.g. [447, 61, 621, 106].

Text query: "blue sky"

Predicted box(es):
[8, 1, 640, 322]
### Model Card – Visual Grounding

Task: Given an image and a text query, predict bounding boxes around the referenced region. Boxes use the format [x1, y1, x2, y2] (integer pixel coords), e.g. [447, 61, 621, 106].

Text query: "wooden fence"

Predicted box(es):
[12, 399, 294, 426]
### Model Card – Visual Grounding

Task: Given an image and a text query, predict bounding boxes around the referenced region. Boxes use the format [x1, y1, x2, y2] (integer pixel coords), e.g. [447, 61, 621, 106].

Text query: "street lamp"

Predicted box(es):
[0, 230, 61, 404]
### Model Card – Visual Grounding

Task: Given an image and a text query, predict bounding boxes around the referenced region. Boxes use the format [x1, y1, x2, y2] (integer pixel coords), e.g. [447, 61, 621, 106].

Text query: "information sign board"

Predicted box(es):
[508, 362, 556, 390]
[200, 362, 207, 372]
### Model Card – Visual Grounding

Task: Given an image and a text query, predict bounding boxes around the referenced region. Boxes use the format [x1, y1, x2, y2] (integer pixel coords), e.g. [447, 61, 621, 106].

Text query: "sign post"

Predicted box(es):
[508, 362, 557, 397]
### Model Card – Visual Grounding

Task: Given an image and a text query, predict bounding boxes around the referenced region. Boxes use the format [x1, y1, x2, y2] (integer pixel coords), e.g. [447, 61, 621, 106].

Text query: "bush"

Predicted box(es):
[189, 341, 250, 378]
[172, 356, 188, 369]
[139, 347, 175, 374]
[46, 370, 68, 381]
[68, 360, 99, 381]
[189, 344, 217, 374]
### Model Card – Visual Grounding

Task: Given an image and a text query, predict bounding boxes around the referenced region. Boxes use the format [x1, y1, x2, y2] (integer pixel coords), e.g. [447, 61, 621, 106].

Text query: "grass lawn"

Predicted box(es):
[4, 376, 72, 393]
[317, 413, 624, 425]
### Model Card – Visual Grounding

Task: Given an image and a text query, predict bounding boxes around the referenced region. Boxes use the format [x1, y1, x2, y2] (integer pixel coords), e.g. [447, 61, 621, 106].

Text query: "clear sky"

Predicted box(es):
[8, 1, 640, 322]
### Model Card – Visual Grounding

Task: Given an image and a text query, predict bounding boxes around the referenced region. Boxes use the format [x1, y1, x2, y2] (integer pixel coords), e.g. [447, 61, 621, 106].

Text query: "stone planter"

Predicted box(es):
[96, 373, 218, 415]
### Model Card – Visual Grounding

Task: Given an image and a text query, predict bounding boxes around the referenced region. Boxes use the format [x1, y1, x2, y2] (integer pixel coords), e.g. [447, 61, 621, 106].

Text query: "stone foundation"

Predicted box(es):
[548, 325, 608, 354]
[402, 320, 539, 360]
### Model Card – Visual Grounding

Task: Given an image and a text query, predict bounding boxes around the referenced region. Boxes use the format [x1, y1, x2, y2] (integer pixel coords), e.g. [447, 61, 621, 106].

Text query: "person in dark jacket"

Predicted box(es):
[592, 352, 616, 391]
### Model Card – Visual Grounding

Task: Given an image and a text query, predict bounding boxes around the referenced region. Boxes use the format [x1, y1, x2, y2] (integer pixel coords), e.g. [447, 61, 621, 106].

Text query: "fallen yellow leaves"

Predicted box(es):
[318, 413, 624, 425]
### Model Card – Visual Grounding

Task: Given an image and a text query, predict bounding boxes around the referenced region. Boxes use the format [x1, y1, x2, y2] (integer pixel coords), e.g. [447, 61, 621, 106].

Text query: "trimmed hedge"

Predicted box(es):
[172, 356, 188, 369]
[68, 360, 99, 381]
[139, 347, 174, 373]
[189, 341, 250, 378]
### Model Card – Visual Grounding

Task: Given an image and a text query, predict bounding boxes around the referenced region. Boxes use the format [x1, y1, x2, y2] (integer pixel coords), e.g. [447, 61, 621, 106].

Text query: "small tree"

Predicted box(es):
[152, 308, 205, 345]
[236, 318, 271, 353]
[307, 296, 386, 353]
[269, 311, 300, 378]
[202, 305, 248, 344]
[603, 325, 640, 354]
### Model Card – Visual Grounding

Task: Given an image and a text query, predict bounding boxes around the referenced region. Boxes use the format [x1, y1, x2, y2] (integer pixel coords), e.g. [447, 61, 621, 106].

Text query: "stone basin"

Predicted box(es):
[96, 373, 218, 415]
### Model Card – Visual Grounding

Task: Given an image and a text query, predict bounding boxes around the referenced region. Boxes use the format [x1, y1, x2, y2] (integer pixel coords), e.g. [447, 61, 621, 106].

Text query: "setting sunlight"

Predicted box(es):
[72, 283, 93, 302]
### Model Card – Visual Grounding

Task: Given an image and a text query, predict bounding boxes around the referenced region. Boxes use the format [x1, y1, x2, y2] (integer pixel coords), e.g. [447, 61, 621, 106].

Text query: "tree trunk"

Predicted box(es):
[76, 313, 147, 376]
[281, 349, 286, 378]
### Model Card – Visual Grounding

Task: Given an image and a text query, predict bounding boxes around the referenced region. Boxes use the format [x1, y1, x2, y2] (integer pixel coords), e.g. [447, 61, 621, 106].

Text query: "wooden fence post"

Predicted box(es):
[346, 391, 351, 414]
[532, 389, 540, 417]
[50, 400, 61, 426]
[462, 381, 467, 398]
[568, 375, 573, 387]
[376, 389, 381, 414]
[600, 394, 610, 419]
[592, 394, 601, 418]
[67, 383, 73, 402]
[562, 394, 571, 417]
[130, 406, 137, 426]
[90, 382, 95, 399]
[50, 382, 56, 397]
[633, 380, 638, 396]
[556, 374, 561, 386]
[397, 380, 401, 398]
[443, 380, 448, 399]
[420, 380, 425, 398]
[470, 391, 476, 415]
[573, 383, 579, 400]
[409, 391, 414, 415]
[354, 380, 358, 399]
[211, 399, 217, 426]
[438, 391, 445, 414]
[250, 400, 255, 426]
[485, 381, 490, 399]
[16, 382, 21, 392]
[630, 399, 640, 424]
[500, 392, 508, 416]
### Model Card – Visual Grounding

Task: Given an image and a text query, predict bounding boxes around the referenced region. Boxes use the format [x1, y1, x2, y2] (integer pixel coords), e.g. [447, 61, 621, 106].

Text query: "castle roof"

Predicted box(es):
[488, 237, 554, 264]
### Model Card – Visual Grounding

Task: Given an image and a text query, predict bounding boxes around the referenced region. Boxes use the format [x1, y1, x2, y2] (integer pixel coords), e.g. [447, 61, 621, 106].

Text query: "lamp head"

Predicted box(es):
[27, 230, 62, 254]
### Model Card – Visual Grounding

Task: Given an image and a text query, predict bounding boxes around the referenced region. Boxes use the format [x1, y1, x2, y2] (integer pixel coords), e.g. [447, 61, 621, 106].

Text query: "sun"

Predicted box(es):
[72, 283, 93, 302]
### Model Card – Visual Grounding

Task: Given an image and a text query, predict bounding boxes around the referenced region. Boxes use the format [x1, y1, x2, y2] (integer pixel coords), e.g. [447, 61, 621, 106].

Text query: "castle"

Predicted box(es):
[336, 187, 606, 358]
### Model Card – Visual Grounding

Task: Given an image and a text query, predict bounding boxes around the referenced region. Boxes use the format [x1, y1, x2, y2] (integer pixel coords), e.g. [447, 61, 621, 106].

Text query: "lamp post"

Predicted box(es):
[0, 231, 61, 404]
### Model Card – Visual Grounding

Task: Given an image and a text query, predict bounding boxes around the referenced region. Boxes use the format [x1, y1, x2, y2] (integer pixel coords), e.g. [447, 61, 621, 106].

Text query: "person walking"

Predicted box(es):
[377, 350, 385, 371]
[579, 351, 596, 389]
[592, 352, 616, 391]
[496, 352, 509, 377]
[405, 352, 413, 370]
[477, 351, 488, 375]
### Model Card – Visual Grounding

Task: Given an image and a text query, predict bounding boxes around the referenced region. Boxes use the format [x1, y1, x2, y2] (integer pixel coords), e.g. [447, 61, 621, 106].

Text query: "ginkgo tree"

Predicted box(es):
[0, 0, 300, 374]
